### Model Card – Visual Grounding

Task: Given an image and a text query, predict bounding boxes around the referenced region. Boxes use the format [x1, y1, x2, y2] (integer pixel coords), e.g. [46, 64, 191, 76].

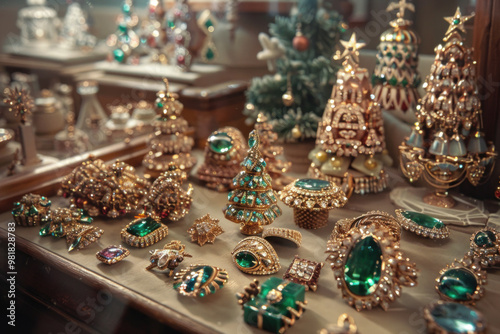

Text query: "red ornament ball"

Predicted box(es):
[293, 34, 309, 52]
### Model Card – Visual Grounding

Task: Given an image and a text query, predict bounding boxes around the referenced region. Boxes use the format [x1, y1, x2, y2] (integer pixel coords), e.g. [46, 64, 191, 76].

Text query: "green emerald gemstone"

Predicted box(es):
[28, 206, 39, 216]
[474, 230, 496, 248]
[453, 18, 460, 25]
[68, 236, 82, 252]
[39, 224, 50, 236]
[205, 48, 215, 60]
[401, 211, 445, 229]
[174, 265, 220, 296]
[205, 19, 214, 30]
[388, 76, 398, 86]
[401, 78, 409, 87]
[126, 217, 161, 237]
[295, 178, 330, 191]
[113, 48, 125, 63]
[208, 132, 233, 153]
[235, 251, 258, 269]
[344, 236, 383, 296]
[118, 22, 127, 33]
[249, 136, 256, 148]
[437, 268, 477, 301]
[429, 302, 481, 333]
[167, 20, 175, 28]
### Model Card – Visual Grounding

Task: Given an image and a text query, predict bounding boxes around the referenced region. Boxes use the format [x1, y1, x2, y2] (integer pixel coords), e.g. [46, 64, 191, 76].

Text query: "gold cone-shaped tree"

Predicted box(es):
[142, 78, 196, 178]
[309, 33, 390, 194]
[399, 8, 496, 207]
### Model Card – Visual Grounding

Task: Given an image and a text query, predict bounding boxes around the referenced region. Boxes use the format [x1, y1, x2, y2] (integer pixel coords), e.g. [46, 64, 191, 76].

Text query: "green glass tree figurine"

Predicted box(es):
[224, 130, 282, 235]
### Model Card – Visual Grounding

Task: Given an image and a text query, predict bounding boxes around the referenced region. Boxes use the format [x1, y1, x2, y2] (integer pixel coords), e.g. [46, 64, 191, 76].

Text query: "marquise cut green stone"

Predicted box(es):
[474, 230, 496, 248]
[401, 211, 445, 229]
[126, 217, 161, 237]
[344, 236, 383, 296]
[294, 178, 330, 191]
[437, 268, 477, 301]
[249, 136, 256, 148]
[208, 132, 233, 153]
[235, 251, 258, 268]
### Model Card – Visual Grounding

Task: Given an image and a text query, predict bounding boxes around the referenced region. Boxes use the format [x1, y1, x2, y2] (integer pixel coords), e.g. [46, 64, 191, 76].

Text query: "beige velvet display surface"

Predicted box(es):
[2, 171, 500, 334]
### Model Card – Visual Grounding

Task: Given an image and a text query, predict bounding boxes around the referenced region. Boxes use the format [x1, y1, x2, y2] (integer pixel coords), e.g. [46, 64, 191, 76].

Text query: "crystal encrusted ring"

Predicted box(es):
[423, 301, 487, 334]
[326, 223, 418, 311]
[395, 209, 450, 239]
[11, 193, 51, 227]
[331, 210, 402, 244]
[173, 264, 228, 297]
[121, 215, 168, 248]
[262, 227, 302, 247]
[435, 255, 487, 305]
[467, 227, 500, 268]
[232, 237, 281, 275]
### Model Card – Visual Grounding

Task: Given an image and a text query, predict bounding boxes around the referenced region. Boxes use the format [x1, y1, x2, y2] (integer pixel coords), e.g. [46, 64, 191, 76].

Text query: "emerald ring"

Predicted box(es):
[468, 227, 500, 268]
[423, 301, 487, 334]
[232, 237, 281, 275]
[326, 223, 418, 311]
[435, 255, 486, 305]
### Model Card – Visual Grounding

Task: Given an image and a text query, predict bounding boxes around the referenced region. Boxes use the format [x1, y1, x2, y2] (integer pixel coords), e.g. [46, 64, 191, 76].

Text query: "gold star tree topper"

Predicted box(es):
[3, 87, 34, 124]
[387, 0, 415, 27]
[334, 33, 366, 71]
[444, 7, 474, 36]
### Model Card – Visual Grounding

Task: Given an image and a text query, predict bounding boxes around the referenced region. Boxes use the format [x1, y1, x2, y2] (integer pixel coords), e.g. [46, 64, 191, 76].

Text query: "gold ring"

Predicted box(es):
[11, 193, 51, 227]
[262, 227, 302, 247]
[232, 237, 280, 275]
[187, 214, 224, 246]
[435, 255, 486, 305]
[326, 223, 418, 311]
[467, 227, 500, 268]
[283, 255, 323, 292]
[331, 210, 402, 244]
[146, 240, 192, 276]
[395, 209, 450, 239]
[96, 245, 130, 265]
[121, 215, 168, 248]
[173, 264, 228, 297]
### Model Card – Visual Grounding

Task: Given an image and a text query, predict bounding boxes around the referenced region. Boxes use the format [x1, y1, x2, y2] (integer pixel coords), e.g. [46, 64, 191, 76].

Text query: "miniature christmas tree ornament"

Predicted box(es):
[142, 79, 197, 178]
[106, 0, 141, 64]
[399, 8, 496, 208]
[3, 87, 40, 165]
[309, 32, 391, 195]
[254, 113, 293, 190]
[224, 130, 282, 235]
[372, 0, 421, 123]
